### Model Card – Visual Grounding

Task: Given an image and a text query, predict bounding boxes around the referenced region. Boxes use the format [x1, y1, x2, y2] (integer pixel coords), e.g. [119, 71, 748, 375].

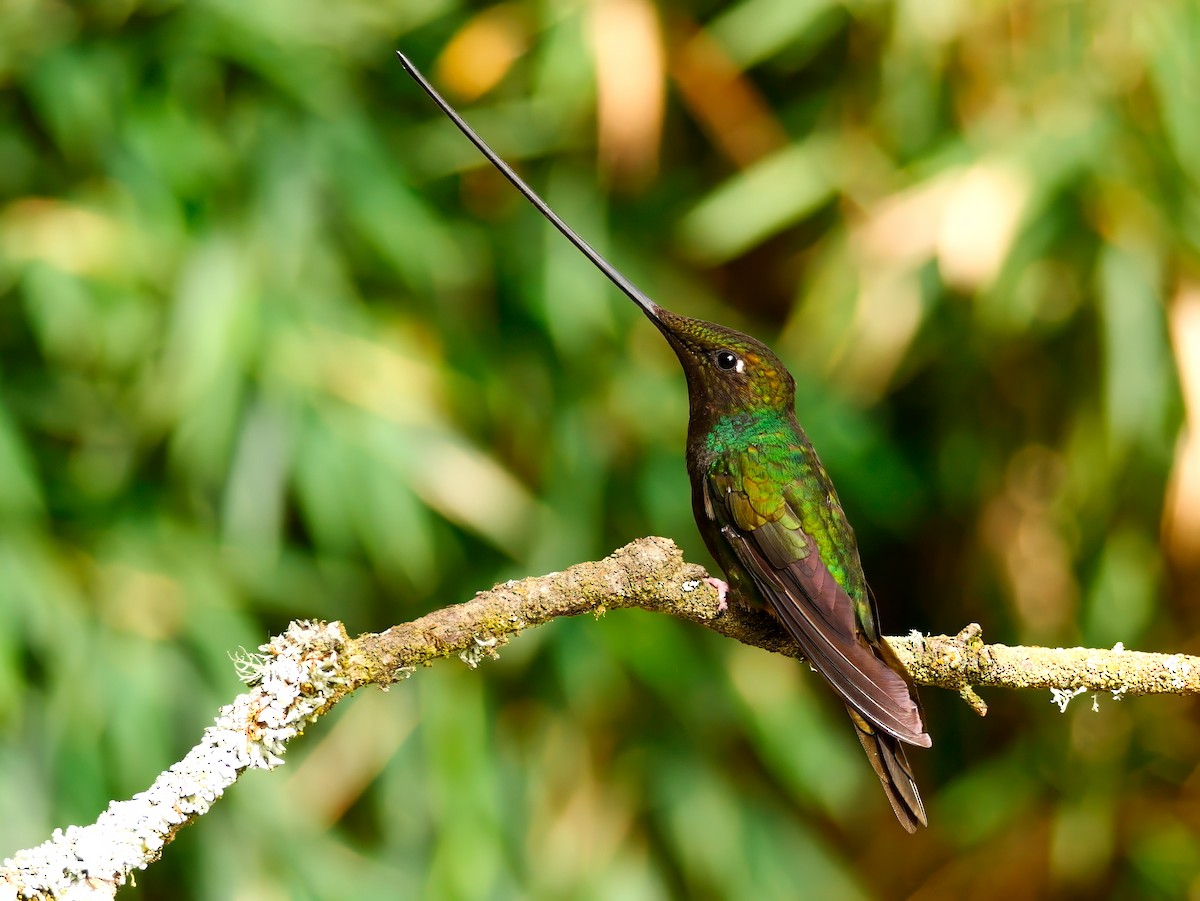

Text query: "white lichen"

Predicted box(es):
[1163, 654, 1191, 689]
[1, 620, 349, 899]
[230, 648, 269, 685]
[1050, 686, 1088, 713]
[459, 635, 499, 669]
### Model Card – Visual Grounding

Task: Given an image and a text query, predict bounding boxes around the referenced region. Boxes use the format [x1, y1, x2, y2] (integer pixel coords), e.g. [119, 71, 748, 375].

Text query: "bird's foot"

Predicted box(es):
[704, 577, 730, 612]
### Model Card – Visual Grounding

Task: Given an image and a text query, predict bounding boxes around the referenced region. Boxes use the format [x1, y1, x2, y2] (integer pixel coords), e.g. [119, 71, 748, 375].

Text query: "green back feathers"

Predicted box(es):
[704, 415, 865, 610]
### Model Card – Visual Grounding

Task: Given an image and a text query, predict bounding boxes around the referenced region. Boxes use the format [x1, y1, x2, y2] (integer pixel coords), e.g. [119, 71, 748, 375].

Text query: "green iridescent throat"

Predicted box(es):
[702, 410, 792, 456]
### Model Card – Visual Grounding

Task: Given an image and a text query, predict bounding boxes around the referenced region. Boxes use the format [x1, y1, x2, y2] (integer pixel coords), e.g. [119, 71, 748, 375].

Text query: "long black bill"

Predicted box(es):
[397, 52, 663, 324]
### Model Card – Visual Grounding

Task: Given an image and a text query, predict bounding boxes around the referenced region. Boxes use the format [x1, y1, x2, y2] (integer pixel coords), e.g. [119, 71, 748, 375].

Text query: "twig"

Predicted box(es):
[3, 537, 1197, 899]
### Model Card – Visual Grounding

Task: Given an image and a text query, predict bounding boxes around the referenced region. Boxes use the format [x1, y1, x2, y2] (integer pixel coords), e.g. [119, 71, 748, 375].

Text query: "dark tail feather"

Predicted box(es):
[846, 705, 927, 833]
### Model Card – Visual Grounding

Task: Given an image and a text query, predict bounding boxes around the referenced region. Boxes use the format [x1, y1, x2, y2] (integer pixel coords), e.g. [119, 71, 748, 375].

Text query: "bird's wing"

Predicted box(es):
[706, 454, 930, 748]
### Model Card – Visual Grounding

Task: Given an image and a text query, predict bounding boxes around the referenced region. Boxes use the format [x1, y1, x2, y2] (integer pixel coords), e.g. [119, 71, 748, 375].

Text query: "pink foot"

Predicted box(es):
[704, 577, 729, 612]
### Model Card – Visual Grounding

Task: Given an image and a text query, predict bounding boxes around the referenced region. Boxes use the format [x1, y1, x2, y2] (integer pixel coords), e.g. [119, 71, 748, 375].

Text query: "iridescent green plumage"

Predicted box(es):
[643, 310, 931, 831]
[399, 54, 932, 831]
[683, 338, 930, 828]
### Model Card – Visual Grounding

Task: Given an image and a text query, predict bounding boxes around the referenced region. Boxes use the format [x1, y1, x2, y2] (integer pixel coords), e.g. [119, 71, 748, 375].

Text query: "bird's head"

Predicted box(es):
[640, 303, 797, 424]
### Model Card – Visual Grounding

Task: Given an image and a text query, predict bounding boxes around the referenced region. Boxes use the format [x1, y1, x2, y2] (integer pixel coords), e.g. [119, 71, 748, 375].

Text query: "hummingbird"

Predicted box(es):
[398, 53, 932, 831]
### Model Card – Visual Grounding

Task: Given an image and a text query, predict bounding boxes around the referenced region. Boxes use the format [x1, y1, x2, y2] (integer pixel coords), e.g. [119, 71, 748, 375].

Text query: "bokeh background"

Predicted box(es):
[2, 0, 1199, 897]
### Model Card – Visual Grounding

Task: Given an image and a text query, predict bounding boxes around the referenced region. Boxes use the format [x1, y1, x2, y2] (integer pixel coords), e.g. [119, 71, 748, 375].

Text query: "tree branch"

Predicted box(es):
[3, 536, 1196, 899]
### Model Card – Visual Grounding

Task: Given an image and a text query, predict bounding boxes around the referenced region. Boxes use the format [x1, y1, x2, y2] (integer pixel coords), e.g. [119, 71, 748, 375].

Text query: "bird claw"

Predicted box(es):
[704, 577, 730, 612]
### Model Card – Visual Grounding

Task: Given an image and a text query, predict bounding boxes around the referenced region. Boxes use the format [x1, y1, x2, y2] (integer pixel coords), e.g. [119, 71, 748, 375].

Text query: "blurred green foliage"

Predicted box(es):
[1, 0, 1198, 898]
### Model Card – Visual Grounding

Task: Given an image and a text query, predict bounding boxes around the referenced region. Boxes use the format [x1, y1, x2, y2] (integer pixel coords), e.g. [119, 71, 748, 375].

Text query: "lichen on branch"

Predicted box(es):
[4, 536, 1198, 900]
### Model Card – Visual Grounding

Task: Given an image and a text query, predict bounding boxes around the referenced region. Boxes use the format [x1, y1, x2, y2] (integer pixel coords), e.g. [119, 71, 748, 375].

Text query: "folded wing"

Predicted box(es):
[708, 466, 930, 748]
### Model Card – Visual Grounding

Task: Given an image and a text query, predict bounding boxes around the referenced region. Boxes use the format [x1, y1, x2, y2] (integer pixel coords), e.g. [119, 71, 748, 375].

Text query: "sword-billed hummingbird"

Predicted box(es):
[398, 53, 932, 831]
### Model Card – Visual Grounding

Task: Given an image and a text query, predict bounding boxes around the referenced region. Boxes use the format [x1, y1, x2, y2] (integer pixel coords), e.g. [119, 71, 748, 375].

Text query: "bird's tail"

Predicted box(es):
[846, 704, 927, 833]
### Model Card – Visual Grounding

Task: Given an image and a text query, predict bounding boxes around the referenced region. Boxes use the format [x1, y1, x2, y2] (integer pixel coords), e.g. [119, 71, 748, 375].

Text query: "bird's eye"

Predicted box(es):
[715, 350, 739, 371]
